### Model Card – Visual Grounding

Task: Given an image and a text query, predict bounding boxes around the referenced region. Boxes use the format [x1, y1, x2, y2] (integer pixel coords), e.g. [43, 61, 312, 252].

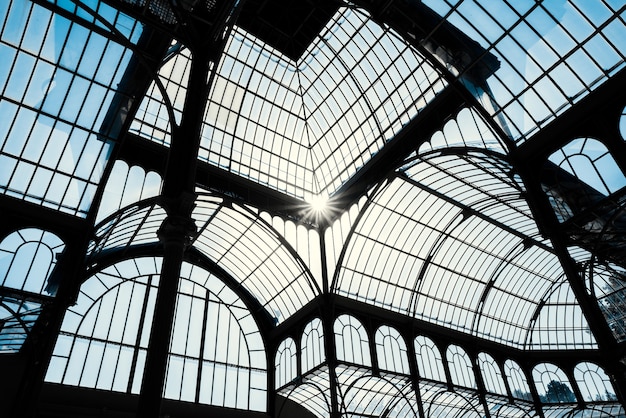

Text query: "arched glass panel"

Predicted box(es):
[96, 161, 162, 223]
[89, 193, 320, 324]
[548, 138, 625, 196]
[0, 228, 64, 294]
[45, 258, 267, 412]
[45, 257, 159, 392]
[573, 362, 617, 402]
[0, 228, 64, 353]
[414, 335, 446, 383]
[478, 352, 507, 395]
[422, 107, 505, 153]
[504, 359, 533, 402]
[426, 390, 482, 418]
[375, 325, 409, 374]
[447, 345, 476, 389]
[342, 375, 418, 418]
[493, 404, 536, 417]
[275, 337, 297, 389]
[278, 381, 331, 418]
[166, 262, 266, 410]
[302, 317, 324, 373]
[533, 363, 577, 404]
[334, 314, 371, 366]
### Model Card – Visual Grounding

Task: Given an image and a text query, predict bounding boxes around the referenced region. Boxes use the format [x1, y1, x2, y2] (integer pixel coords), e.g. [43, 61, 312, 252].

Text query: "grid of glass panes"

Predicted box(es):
[334, 153, 596, 349]
[422, 0, 626, 142]
[0, 1, 142, 216]
[199, 7, 447, 199]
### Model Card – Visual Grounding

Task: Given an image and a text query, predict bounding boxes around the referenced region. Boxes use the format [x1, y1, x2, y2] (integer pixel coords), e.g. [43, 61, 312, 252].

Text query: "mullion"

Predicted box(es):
[195, 289, 209, 403]
[127, 274, 153, 393]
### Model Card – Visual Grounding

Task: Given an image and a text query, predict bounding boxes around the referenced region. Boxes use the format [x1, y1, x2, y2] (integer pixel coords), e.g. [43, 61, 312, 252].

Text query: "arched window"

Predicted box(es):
[544, 138, 626, 224]
[0, 228, 64, 353]
[574, 362, 617, 402]
[414, 335, 446, 383]
[532, 363, 577, 404]
[375, 325, 409, 374]
[45, 258, 267, 412]
[164, 262, 266, 410]
[548, 137, 625, 197]
[301, 317, 324, 373]
[334, 314, 371, 366]
[96, 161, 162, 223]
[504, 359, 533, 402]
[447, 345, 476, 389]
[478, 352, 507, 395]
[0, 228, 64, 294]
[275, 338, 297, 388]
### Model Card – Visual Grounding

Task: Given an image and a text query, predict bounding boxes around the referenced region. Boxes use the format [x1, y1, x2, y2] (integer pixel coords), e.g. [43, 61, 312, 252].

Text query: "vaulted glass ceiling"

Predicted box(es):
[2, 0, 626, 416]
[333, 152, 595, 350]
[2, 0, 625, 346]
[132, 6, 448, 199]
[127, 0, 626, 202]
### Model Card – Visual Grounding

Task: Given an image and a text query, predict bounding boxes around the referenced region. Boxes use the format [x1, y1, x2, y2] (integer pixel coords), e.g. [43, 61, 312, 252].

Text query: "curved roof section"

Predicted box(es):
[88, 192, 320, 323]
[333, 151, 596, 349]
[132, 6, 448, 199]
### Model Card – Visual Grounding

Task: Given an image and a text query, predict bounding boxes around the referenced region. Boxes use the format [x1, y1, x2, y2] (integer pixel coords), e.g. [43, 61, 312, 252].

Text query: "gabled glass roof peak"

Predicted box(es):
[133, 6, 448, 200]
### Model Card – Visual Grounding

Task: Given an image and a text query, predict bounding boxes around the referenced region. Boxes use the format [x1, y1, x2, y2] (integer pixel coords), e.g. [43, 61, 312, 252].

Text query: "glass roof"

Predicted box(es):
[333, 151, 595, 349]
[0, 0, 142, 216]
[3, 0, 626, 416]
[3, 0, 622, 349]
[126, 0, 626, 202]
[132, 6, 448, 199]
[424, 0, 626, 142]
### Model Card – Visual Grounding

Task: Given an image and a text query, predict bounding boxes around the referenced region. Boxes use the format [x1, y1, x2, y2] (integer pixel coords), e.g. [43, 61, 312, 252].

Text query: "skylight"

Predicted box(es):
[132, 7, 447, 200]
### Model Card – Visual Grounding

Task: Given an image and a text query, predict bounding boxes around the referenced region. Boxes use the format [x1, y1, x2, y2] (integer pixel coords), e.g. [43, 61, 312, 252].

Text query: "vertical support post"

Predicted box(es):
[136, 209, 196, 418]
[513, 159, 626, 406]
[519, 361, 545, 418]
[470, 354, 492, 418]
[135, 45, 211, 417]
[369, 321, 380, 377]
[319, 229, 341, 417]
[441, 343, 455, 392]
[322, 299, 341, 418]
[405, 331, 426, 418]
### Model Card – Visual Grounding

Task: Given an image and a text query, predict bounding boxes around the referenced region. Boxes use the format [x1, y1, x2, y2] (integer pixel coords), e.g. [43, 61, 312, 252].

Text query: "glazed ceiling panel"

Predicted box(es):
[334, 181, 459, 313]
[0, 0, 142, 216]
[88, 192, 319, 324]
[423, 0, 626, 142]
[198, 6, 445, 199]
[334, 151, 595, 349]
[404, 152, 539, 237]
[130, 45, 191, 146]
